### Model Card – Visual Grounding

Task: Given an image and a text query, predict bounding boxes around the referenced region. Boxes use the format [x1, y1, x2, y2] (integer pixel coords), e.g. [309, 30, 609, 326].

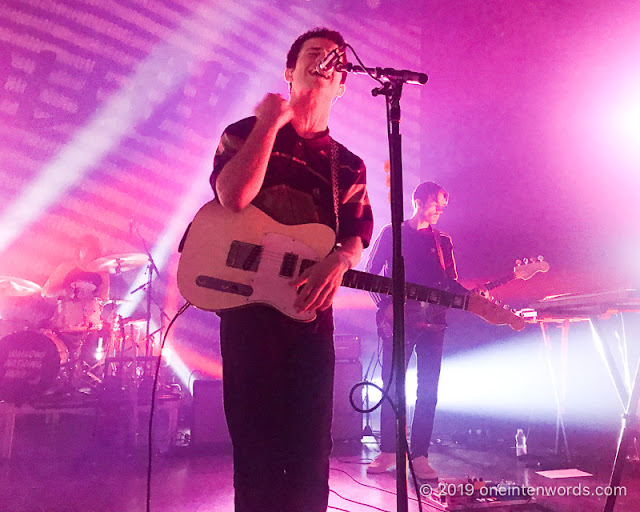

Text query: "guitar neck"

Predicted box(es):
[484, 272, 515, 291]
[342, 269, 469, 311]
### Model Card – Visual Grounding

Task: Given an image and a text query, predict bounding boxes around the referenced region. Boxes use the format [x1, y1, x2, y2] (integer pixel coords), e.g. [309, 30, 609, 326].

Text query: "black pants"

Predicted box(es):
[220, 306, 335, 512]
[379, 328, 445, 457]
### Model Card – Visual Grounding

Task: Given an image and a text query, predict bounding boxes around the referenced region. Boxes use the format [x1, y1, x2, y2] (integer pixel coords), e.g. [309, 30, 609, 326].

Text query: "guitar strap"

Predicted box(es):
[431, 227, 447, 279]
[329, 140, 340, 238]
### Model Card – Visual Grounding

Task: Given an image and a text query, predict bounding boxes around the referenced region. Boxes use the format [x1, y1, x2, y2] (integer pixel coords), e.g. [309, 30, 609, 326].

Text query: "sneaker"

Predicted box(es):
[367, 451, 397, 474]
[411, 455, 438, 480]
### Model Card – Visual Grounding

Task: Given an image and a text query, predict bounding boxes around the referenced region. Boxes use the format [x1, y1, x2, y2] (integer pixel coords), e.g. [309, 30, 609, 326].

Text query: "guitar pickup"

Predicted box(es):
[280, 253, 299, 278]
[196, 275, 253, 296]
[299, 259, 315, 276]
[226, 241, 263, 272]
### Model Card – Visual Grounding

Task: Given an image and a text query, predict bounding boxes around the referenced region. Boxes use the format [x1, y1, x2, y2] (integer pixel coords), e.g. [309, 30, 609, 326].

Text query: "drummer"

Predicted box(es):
[42, 234, 112, 351]
[42, 234, 110, 305]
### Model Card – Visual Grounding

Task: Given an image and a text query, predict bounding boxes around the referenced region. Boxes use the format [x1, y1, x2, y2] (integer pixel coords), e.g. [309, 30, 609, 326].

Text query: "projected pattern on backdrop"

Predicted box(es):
[0, 0, 423, 378]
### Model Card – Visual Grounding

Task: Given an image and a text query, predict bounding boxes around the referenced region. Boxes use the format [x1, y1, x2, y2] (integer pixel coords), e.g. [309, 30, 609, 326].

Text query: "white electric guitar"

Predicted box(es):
[177, 201, 526, 331]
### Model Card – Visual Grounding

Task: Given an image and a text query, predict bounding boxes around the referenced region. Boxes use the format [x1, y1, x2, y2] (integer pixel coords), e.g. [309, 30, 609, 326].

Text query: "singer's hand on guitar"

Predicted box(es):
[291, 251, 351, 313]
[254, 93, 293, 131]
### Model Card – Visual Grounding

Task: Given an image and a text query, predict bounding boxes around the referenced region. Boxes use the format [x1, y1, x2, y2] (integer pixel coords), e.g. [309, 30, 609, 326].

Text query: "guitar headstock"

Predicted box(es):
[467, 294, 526, 331]
[513, 255, 550, 281]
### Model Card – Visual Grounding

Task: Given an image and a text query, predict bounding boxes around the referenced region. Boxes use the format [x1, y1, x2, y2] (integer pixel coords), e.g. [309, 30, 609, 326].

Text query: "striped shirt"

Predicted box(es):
[211, 117, 373, 248]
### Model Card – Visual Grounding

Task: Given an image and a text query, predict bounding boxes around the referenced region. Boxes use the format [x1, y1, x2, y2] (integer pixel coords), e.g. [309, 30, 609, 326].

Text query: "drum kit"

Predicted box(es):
[0, 253, 155, 405]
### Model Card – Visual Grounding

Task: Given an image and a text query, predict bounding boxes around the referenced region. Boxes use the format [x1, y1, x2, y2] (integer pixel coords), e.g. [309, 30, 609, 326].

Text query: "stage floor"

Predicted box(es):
[1, 413, 639, 512]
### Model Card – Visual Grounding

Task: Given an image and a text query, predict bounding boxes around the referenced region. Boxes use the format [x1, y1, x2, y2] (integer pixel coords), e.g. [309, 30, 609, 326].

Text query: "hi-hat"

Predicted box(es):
[0, 276, 42, 296]
[86, 253, 148, 273]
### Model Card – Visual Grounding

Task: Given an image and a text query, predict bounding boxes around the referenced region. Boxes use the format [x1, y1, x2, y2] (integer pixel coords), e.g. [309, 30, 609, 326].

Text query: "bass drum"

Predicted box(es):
[0, 330, 69, 404]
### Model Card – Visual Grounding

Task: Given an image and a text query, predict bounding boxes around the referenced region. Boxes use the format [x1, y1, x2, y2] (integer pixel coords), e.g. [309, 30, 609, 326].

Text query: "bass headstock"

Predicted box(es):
[513, 255, 550, 281]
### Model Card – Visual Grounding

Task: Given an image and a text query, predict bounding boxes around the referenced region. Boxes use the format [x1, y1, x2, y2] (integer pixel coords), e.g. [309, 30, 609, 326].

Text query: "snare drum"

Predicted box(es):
[0, 329, 69, 404]
[54, 297, 104, 332]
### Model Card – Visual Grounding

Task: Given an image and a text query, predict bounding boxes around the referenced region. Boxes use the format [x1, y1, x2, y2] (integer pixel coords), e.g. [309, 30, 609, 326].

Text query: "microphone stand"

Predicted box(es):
[130, 221, 162, 378]
[339, 61, 428, 512]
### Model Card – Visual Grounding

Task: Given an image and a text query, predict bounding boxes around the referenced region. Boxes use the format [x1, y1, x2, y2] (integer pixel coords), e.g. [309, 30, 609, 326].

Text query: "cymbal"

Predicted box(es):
[0, 276, 42, 297]
[86, 253, 148, 273]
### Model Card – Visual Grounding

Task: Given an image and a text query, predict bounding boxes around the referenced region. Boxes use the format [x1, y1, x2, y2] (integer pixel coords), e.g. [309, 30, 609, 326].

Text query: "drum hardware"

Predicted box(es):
[95, 314, 157, 385]
[128, 220, 171, 377]
[0, 251, 165, 402]
[82, 250, 154, 379]
[0, 245, 172, 403]
[103, 299, 130, 306]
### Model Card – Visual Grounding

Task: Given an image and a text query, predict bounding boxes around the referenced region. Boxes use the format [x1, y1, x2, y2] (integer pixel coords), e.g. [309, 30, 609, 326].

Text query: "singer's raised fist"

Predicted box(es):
[254, 93, 293, 130]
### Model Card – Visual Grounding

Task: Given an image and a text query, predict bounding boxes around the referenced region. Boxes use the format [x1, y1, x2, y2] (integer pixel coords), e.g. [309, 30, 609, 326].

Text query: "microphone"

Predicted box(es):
[316, 44, 347, 77]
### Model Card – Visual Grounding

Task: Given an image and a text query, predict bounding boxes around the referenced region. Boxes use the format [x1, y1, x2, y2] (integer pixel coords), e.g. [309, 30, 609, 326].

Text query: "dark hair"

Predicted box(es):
[412, 181, 448, 204]
[286, 27, 347, 84]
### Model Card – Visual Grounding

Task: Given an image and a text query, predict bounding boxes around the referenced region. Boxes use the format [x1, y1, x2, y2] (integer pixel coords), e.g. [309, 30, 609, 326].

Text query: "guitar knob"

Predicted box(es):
[537, 255, 544, 261]
[515, 259, 522, 266]
[523, 258, 529, 264]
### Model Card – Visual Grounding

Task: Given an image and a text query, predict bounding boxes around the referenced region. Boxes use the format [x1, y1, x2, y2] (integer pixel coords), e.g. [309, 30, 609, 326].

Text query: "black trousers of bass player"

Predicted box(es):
[219, 305, 335, 512]
[379, 327, 445, 458]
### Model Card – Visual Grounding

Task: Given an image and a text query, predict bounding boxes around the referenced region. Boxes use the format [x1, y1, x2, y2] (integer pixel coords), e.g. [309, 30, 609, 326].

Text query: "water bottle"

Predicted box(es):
[515, 428, 527, 458]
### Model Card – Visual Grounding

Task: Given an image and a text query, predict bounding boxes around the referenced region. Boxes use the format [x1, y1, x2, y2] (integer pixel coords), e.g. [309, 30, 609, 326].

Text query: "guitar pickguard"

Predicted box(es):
[249, 232, 320, 321]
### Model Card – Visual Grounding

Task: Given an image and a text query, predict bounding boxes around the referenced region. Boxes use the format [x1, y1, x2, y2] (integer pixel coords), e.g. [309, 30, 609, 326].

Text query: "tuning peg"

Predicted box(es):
[515, 259, 522, 266]
[523, 258, 529, 264]
[537, 255, 544, 261]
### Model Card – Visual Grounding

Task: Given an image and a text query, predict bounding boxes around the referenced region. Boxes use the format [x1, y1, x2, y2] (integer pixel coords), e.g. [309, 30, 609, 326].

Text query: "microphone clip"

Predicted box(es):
[316, 44, 348, 78]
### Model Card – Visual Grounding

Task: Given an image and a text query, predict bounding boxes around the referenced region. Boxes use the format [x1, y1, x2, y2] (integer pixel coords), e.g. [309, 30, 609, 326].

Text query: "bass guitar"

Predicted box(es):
[376, 256, 549, 336]
[484, 257, 549, 291]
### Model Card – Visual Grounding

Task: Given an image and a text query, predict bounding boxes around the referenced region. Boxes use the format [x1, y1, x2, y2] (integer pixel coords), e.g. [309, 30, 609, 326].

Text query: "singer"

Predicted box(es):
[210, 27, 373, 512]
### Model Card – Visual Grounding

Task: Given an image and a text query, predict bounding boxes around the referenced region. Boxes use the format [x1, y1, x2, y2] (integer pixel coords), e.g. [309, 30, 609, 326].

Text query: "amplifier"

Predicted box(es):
[333, 359, 363, 441]
[191, 359, 364, 446]
[334, 334, 361, 361]
[191, 379, 231, 449]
